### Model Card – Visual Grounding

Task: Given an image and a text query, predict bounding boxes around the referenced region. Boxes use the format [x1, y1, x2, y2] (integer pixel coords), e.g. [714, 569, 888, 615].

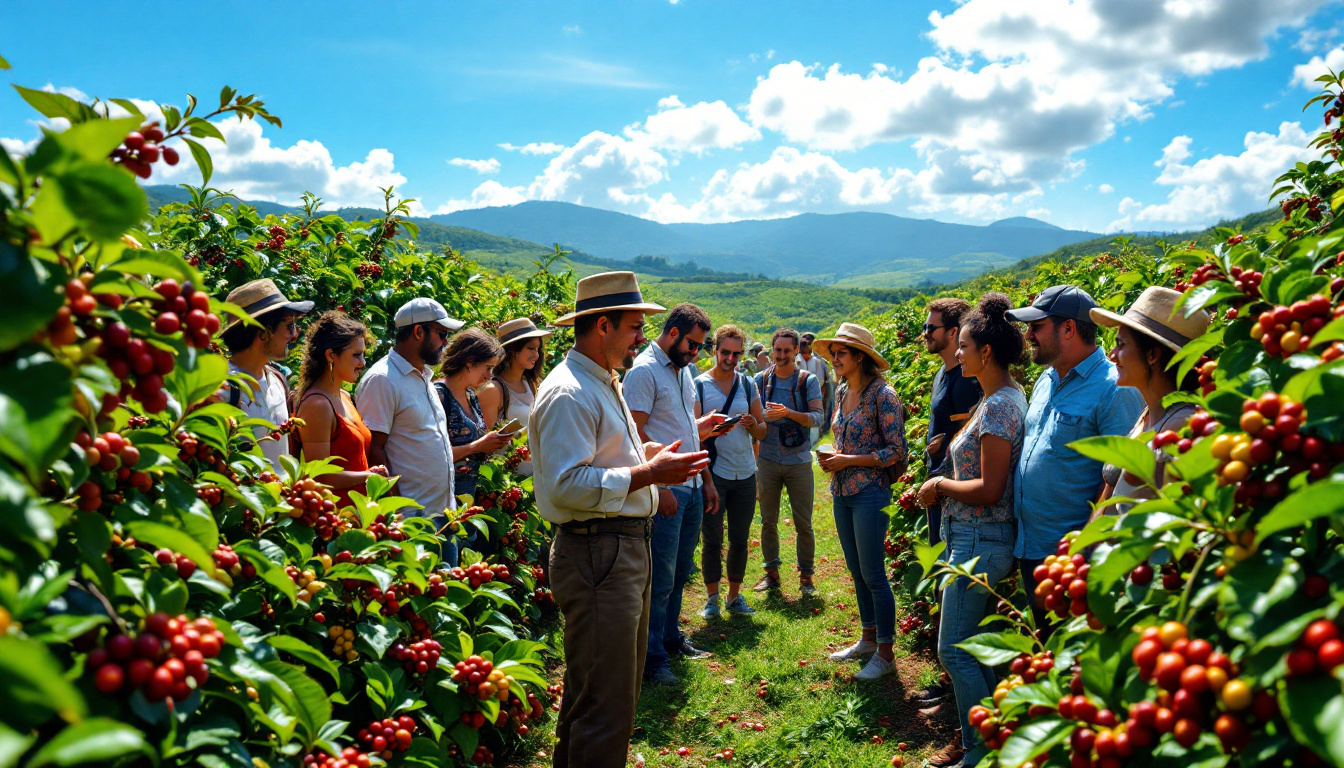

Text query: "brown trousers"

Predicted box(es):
[550, 523, 653, 768]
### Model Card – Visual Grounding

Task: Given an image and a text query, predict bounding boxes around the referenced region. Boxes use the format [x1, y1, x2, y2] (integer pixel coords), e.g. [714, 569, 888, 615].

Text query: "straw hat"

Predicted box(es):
[813, 323, 890, 372]
[496, 317, 553, 345]
[223, 278, 314, 331]
[1089, 286, 1210, 353]
[553, 271, 666, 327]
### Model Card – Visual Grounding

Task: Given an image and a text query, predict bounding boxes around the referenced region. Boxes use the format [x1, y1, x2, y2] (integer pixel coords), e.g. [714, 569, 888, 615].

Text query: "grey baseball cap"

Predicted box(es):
[394, 297, 465, 330]
[1006, 285, 1099, 324]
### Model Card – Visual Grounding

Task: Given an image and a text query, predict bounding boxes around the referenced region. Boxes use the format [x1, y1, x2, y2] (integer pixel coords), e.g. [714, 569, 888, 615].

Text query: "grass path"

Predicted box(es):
[522, 467, 957, 767]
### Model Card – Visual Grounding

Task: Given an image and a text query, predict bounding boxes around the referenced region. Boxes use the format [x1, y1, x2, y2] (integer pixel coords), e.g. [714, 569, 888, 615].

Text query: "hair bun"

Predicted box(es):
[978, 292, 1012, 321]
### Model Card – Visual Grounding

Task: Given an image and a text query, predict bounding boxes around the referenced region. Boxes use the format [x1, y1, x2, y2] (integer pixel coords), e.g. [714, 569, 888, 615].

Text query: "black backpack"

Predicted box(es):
[696, 374, 753, 469]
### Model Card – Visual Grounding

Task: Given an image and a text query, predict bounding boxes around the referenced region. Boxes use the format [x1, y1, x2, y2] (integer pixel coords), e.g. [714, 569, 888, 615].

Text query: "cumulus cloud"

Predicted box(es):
[428, 180, 529, 215]
[498, 142, 566, 155]
[1107, 122, 1314, 231]
[1292, 46, 1344, 88]
[1098, 184, 1114, 193]
[448, 157, 501, 174]
[624, 95, 760, 154]
[524, 131, 669, 211]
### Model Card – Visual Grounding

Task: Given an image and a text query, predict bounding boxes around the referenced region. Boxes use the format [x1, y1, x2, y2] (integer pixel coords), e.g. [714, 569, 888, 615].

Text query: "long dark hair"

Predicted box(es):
[439, 328, 504, 378]
[492, 335, 547, 393]
[962, 293, 1027, 369]
[296, 311, 370, 396]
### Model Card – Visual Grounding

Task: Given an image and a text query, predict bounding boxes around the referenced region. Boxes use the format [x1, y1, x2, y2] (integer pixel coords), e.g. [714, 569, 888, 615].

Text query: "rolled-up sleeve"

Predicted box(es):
[533, 389, 634, 514]
[874, 387, 909, 467]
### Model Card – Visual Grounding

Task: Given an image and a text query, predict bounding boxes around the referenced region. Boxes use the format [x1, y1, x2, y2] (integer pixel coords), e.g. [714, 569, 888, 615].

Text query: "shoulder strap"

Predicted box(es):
[493, 377, 511, 421]
[742, 374, 754, 409]
[724, 374, 741, 414]
[794, 370, 810, 410]
[227, 381, 242, 407]
[296, 390, 341, 441]
[695, 379, 706, 413]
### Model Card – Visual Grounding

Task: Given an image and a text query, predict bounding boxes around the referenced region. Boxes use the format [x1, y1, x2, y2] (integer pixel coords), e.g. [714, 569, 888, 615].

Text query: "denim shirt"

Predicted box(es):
[1013, 347, 1145, 559]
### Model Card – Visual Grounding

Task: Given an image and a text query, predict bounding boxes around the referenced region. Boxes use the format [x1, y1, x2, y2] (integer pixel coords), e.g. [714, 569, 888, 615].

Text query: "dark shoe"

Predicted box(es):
[677, 640, 712, 659]
[644, 666, 680, 685]
[799, 576, 816, 596]
[917, 683, 949, 703]
[927, 740, 965, 767]
[752, 573, 781, 592]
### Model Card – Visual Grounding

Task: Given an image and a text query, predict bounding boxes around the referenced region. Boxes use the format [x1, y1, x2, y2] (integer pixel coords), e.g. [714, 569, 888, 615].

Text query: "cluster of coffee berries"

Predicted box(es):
[77, 430, 142, 474]
[196, 483, 224, 506]
[390, 637, 442, 677]
[256, 225, 288, 251]
[898, 615, 925, 634]
[1007, 651, 1056, 685]
[357, 584, 408, 616]
[503, 689, 546, 736]
[446, 562, 510, 589]
[175, 431, 230, 474]
[469, 745, 493, 765]
[284, 477, 348, 540]
[285, 565, 326, 603]
[504, 444, 530, 471]
[967, 704, 1022, 752]
[354, 262, 384, 280]
[1195, 359, 1217, 396]
[1057, 692, 1134, 762]
[1174, 263, 1225, 293]
[459, 710, 488, 730]
[1285, 619, 1343, 677]
[111, 122, 179, 179]
[87, 613, 224, 703]
[884, 536, 911, 558]
[266, 417, 304, 442]
[451, 655, 509, 700]
[897, 488, 917, 510]
[533, 587, 554, 606]
[1226, 264, 1263, 298]
[155, 548, 198, 579]
[366, 513, 407, 542]
[1033, 534, 1099, 627]
[356, 716, 415, 759]
[1129, 621, 1251, 751]
[426, 573, 448, 599]
[299, 748, 371, 768]
[151, 279, 219, 349]
[1256, 295, 1339, 358]
[1281, 193, 1325, 222]
[328, 625, 358, 662]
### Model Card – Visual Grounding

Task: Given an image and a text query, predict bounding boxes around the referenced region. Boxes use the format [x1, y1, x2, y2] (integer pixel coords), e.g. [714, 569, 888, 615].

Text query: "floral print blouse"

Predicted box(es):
[435, 383, 486, 500]
[943, 386, 1027, 524]
[830, 378, 908, 497]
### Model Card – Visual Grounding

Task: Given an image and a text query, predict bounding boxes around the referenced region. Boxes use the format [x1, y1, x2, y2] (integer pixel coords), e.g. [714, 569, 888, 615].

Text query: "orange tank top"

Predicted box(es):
[297, 390, 372, 505]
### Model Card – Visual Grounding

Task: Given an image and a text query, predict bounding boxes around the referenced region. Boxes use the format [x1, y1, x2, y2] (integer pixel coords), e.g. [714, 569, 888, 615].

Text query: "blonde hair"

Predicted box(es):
[713, 324, 746, 350]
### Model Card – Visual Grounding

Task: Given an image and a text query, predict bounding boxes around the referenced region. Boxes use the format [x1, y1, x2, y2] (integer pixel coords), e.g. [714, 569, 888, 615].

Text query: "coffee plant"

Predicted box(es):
[0, 58, 568, 768]
[862, 71, 1344, 767]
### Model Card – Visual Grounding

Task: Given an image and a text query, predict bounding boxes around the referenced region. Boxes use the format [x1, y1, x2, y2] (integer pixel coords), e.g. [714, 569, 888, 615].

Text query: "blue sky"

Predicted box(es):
[4, 0, 1344, 233]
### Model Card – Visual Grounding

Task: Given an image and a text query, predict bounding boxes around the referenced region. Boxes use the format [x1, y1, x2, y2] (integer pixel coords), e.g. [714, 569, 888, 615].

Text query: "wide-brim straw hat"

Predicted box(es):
[223, 278, 314, 331]
[1089, 286, 1210, 353]
[496, 317, 553, 345]
[813, 322, 890, 372]
[553, 271, 665, 327]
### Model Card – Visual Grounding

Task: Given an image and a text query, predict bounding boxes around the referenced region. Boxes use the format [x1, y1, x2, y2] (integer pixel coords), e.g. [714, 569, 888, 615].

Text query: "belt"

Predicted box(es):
[559, 517, 652, 537]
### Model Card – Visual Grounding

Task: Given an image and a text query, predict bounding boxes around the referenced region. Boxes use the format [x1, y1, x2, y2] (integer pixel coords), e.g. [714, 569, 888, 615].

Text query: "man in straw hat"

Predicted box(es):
[1007, 285, 1143, 625]
[531, 272, 710, 768]
[219, 278, 314, 472]
[355, 297, 463, 563]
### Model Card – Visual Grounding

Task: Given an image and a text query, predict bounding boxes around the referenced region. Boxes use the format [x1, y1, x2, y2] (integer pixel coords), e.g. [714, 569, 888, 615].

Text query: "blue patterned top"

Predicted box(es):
[943, 386, 1027, 524]
[830, 378, 908, 497]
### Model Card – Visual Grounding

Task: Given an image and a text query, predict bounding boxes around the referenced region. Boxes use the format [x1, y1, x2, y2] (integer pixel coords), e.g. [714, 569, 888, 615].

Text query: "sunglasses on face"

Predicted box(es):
[719, 349, 742, 358]
[683, 338, 705, 353]
[922, 323, 949, 333]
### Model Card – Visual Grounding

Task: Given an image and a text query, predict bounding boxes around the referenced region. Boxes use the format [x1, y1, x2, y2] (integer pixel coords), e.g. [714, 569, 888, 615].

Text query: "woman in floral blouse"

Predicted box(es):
[916, 293, 1027, 767]
[815, 323, 908, 681]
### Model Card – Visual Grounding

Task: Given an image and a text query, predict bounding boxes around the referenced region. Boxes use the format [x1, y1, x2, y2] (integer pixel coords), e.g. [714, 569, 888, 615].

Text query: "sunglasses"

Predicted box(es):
[683, 338, 705, 353]
[922, 323, 951, 333]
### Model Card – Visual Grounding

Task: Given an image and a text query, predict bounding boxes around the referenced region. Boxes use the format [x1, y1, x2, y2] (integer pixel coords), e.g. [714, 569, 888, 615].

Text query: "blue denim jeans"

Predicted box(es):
[832, 484, 895, 643]
[938, 518, 1015, 752]
[646, 485, 704, 672]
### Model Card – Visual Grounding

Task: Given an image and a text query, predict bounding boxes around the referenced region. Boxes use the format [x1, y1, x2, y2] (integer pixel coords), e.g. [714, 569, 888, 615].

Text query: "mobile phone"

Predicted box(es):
[715, 415, 743, 430]
[498, 418, 523, 435]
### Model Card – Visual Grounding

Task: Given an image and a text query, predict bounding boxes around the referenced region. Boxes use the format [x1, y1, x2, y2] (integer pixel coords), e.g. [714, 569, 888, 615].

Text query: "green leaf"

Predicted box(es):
[0, 352, 76, 480]
[0, 244, 64, 354]
[955, 631, 1036, 666]
[0, 722, 35, 768]
[0, 636, 86, 727]
[165, 347, 229, 409]
[915, 540, 945, 578]
[27, 719, 148, 767]
[50, 162, 148, 241]
[12, 84, 96, 123]
[183, 138, 213, 186]
[1281, 676, 1344, 766]
[1068, 435, 1156, 488]
[231, 540, 298, 606]
[266, 636, 340, 685]
[1256, 480, 1344, 541]
[357, 620, 398, 660]
[53, 117, 141, 163]
[998, 716, 1074, 768]
[125, 520, 217, 578]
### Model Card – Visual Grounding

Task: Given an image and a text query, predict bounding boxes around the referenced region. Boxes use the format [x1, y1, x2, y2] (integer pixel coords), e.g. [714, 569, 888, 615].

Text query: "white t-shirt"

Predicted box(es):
[227, 362, 290, 472]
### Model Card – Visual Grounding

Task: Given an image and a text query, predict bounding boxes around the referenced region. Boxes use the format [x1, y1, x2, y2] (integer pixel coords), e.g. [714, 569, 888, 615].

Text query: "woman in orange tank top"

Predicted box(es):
[294, 312, 388, 504]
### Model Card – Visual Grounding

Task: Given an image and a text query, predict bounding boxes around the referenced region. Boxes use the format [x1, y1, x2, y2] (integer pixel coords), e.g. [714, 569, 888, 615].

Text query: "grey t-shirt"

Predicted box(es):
[695, 372, 758, 481]
[754, 369, 823, 465]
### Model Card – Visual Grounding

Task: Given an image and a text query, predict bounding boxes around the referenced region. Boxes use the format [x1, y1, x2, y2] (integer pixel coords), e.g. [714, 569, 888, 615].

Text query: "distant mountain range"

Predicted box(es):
[434, 201, 1100, 287]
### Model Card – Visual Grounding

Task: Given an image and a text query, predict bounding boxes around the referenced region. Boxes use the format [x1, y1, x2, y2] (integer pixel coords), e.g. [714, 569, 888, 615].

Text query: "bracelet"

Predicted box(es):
[933, 476, 944, 497]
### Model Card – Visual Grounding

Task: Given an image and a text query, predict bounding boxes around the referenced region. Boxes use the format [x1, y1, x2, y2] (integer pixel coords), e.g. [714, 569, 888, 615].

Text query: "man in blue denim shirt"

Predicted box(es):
[1008, 286, 1144, 617]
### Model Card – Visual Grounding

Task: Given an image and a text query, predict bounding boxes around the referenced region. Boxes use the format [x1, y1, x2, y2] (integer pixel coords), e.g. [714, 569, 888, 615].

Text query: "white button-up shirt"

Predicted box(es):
[227, 362, 291, 472]
[624, 342, 702, 489]
[531, 349, 657, 524]
[354, 349, 455, 520]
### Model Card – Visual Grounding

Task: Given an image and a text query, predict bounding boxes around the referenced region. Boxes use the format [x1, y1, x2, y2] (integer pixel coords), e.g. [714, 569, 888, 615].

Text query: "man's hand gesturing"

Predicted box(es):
[645, 440, 710, 486]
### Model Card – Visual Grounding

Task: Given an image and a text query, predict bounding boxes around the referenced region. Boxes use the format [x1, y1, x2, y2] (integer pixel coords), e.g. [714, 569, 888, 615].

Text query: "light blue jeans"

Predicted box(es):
[938, 518, 1015, 753]
[832, 484, 895, 643]
[646, 485, 705, 673]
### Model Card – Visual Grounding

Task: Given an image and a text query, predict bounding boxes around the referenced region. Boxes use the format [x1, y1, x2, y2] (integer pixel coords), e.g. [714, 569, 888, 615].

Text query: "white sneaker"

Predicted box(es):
[854, 654, 894, 680]
[828, 639, 877, 662]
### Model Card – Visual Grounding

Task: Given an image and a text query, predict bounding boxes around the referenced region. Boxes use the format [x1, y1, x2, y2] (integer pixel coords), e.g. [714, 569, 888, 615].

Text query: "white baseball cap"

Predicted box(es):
[394, 297, 465, 330]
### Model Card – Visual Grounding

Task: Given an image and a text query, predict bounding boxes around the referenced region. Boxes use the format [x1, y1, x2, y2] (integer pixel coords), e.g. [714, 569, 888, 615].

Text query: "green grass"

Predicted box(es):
[518, 466, 951, 768]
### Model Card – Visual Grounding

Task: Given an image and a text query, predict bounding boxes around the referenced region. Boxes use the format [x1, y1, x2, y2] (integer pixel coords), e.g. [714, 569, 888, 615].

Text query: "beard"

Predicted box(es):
[622, 351, 636, 370]
[420, 334, 445, 366]
[1031, 339, 1058, 366]
[925, 335, 947, 354]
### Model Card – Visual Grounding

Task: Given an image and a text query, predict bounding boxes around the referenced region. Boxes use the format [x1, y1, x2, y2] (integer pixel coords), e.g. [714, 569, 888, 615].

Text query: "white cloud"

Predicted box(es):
[427, 180, 529, 215]
[563, 24, 582, 35]
[448, 157, 501, 174]
[625, 95, 760, 154]
[1026, 207, 1051, 219]
[525, 131, 669, 212]
[1293, 46, 1344, 88]
[1107, 122, 1314, 231]
[1098, 183, 1114, 193]
[498, 142, 566, 155]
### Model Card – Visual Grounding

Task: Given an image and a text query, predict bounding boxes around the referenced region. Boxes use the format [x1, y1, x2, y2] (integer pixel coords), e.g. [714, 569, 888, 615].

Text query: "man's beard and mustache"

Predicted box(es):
[670, 343, 697, 369]
[925, 334, 947, 354]
[1031, 335, 1058, 366]
[420, 333, 445, 366]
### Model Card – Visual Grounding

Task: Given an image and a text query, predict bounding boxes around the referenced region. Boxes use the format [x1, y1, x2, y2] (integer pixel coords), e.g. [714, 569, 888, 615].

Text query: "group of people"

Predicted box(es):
[216, 267, 1210, 768]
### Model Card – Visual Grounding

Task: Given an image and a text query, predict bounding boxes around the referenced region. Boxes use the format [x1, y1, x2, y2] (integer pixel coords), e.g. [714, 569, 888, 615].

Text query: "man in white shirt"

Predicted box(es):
[625, 303, 725, 686]
[219, 279, 314, 472]
[355, 298, 461, 563]
[532, 272, 708, 768]
[797, 332, 835, 446]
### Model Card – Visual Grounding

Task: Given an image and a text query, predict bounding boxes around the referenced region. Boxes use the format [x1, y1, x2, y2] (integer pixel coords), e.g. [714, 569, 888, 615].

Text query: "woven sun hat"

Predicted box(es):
[813, 322, 890, 372]
[496, 317, 553, 345]
[393, 297, 465, 331]
[1089, 286, 1210, 353]
[553, 271, 666, 327]
[222, 278, 314, 331]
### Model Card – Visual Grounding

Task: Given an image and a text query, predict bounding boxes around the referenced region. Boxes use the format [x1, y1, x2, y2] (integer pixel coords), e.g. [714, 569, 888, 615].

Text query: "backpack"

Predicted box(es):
[696, 374, 753, 469]
[763, 369, 811, 449]
[841, 376, 910, 484]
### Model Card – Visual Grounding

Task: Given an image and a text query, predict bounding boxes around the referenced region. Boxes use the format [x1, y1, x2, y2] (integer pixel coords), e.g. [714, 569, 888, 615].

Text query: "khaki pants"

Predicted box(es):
[756, 458, 816, 575]
[550, 523, 653, 768]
